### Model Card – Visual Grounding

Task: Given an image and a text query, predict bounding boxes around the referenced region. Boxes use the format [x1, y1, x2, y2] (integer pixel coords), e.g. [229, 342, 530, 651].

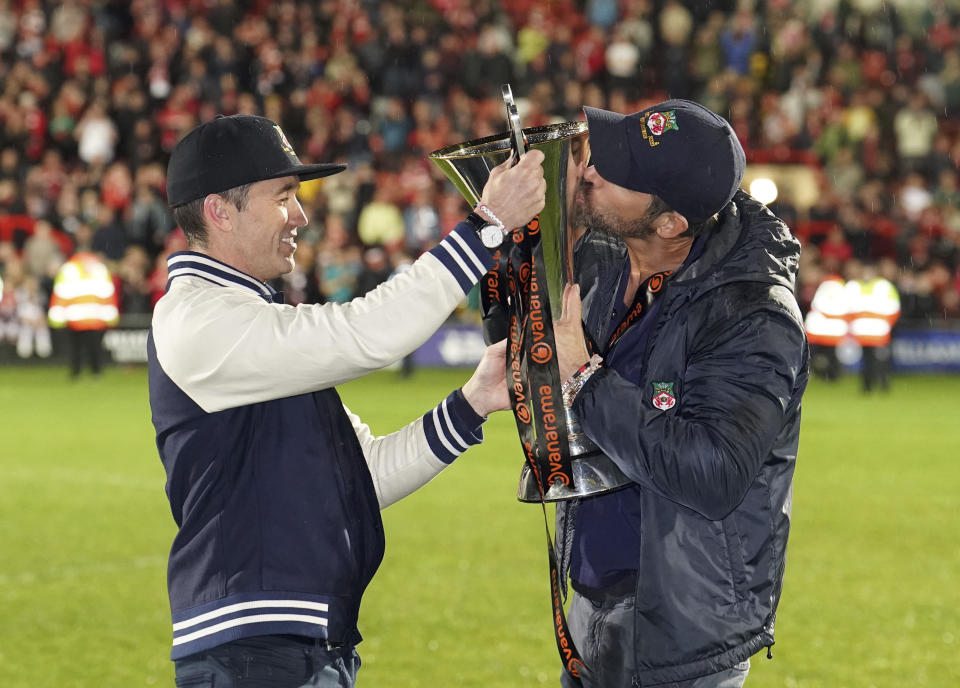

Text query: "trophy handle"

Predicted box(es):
[501, 84, 526, 164]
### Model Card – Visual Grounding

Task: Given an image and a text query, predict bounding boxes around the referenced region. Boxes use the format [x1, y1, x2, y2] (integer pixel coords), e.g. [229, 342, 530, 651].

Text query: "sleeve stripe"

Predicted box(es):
[439, 398, 470, 451]
[422, 389, 486, 464]
[427, 223, 496, 293]
[429, 407, 462, 460]
[448, 229, 491, 276]
[438, 242, 477, 291]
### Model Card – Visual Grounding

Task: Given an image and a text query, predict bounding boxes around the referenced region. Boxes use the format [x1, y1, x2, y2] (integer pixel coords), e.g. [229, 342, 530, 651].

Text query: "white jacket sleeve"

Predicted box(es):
[345, 389, 486, 509]
[153, 225, 493, 413]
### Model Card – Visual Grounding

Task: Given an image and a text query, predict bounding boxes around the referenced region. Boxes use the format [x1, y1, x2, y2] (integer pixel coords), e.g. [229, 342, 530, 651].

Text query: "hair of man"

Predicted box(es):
[171, 183, 253, 249]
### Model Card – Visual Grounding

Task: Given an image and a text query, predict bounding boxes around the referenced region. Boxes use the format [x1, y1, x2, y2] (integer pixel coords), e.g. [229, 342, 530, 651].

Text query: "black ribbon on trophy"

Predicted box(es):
[430, 84, 634, 683]
[503, 213, 586, 682]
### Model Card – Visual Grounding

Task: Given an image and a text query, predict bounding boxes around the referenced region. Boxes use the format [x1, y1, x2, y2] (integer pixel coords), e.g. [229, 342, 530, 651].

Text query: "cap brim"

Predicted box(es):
[168, 162, 347, 208]
[583, 106, 633, 189]
[284, 162, 347, 182]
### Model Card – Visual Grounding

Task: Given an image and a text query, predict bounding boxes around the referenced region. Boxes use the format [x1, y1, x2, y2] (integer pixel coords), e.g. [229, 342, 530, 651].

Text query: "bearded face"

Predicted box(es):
[572, 179, 665, 241]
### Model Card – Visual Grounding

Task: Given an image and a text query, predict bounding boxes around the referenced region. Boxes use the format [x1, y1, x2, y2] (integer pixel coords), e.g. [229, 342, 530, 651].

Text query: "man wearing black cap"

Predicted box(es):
[552, 100, 809, 687]
[149, 114, 545, 686]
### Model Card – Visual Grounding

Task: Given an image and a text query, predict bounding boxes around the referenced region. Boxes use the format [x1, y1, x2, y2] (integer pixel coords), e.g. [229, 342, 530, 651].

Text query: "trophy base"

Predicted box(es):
[517, 451, 633, 503]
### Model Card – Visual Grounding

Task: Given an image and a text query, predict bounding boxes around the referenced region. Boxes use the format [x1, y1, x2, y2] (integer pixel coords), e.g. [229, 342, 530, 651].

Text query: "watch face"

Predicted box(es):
[480, 224, 504, 248]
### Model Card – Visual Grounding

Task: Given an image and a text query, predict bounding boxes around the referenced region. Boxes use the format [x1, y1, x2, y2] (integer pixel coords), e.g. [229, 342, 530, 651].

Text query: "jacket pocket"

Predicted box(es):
[721, 514, 748, 602]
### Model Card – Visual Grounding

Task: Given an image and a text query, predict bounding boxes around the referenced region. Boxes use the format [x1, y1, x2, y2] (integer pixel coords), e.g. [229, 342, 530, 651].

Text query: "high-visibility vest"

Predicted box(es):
[804, 275, 849, 346]
[846, 277, 900, 347]
[48, 252, 119, 330]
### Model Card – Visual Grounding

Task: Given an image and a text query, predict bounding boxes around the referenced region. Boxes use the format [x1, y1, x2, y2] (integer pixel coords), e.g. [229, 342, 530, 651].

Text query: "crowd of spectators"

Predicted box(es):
[0, 0, 959, 359]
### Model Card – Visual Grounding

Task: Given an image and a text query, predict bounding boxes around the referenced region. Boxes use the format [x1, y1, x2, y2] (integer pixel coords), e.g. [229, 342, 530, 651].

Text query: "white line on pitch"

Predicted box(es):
[0, 466, 163, 490]
[0, 555, 166, 586]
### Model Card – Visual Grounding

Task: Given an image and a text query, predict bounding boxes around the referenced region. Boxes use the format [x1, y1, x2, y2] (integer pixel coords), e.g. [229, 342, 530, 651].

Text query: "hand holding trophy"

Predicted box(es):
[476, 148, 546, 237]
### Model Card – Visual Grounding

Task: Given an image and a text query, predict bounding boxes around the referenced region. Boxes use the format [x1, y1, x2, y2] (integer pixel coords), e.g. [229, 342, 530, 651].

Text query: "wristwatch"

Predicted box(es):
[465, 211, 507, 248]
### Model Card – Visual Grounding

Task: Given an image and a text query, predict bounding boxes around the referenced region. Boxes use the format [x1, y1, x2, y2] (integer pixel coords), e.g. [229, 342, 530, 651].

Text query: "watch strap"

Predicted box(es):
[465, 212, 487, 232]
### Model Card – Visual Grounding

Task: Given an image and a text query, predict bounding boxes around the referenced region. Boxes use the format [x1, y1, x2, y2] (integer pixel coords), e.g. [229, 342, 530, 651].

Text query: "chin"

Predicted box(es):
[259, 261, 294, 282]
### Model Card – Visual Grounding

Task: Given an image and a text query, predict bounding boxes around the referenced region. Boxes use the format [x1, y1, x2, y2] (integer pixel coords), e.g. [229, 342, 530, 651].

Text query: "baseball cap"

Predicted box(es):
[584, 99, 745, 224]
[166, 115, 346, 207]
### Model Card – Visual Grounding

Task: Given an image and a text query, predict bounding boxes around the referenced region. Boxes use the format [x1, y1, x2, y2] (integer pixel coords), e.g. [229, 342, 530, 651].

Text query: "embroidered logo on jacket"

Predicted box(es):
[651, 382, 677, 410]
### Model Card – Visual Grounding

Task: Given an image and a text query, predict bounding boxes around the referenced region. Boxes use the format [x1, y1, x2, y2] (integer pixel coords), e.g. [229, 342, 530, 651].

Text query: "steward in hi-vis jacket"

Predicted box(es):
[804, 273, 849, 380]
[48, 250, 119, 377]
[846, 270, 901, 392]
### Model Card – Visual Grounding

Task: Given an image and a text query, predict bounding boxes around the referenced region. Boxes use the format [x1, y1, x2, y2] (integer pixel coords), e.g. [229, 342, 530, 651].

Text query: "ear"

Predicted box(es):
[655, 211, 688, 239]
[202, 194, 234, 235]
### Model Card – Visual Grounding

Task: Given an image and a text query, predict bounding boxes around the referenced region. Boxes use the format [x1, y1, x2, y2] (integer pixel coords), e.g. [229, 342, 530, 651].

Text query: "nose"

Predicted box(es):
[583, 165, 601, 184]
[289, 196, 308, 228]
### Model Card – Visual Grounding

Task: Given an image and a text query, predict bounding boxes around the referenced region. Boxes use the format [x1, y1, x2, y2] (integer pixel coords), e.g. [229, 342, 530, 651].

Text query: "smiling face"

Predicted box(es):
[220, 176, 308, 282]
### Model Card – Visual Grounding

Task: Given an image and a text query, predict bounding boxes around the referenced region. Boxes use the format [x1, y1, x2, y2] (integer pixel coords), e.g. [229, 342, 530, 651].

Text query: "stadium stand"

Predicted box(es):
[0, 0, 958, 362]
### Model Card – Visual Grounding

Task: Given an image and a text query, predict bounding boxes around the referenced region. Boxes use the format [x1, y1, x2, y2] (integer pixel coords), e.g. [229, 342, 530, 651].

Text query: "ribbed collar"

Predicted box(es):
[166, 251, 283, 303]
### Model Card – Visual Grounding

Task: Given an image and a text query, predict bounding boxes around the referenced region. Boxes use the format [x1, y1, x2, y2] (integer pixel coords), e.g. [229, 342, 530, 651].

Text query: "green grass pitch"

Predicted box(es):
[1, 365, 958, 687]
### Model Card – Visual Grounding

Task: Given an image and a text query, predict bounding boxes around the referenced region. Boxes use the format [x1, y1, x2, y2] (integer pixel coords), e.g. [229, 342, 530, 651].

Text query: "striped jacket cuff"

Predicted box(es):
[428, 222, 497, 293]
[423, 389, 486, 464]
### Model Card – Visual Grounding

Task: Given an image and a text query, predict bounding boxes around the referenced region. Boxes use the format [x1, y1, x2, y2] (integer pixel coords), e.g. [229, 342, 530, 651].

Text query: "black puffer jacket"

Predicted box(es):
[570, 191, 809, 685]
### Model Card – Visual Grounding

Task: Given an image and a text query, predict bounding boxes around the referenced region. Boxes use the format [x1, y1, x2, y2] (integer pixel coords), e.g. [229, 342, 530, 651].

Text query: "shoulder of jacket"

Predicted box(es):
[687, 283, 804, 342]
[154, 277, 267, 338]
[161, 275, 265, 303]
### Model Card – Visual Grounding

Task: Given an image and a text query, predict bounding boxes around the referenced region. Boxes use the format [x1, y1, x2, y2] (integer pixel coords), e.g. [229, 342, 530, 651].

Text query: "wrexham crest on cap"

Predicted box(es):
[651, 381, 677, 410]
[273, 125, 295, 155]
[646, 111, 678, 137]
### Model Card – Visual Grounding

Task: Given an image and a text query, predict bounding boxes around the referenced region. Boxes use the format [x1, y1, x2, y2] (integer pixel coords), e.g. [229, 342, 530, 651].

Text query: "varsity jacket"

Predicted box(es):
[149, 223, 494, 660]
[566, 191, 810, 685]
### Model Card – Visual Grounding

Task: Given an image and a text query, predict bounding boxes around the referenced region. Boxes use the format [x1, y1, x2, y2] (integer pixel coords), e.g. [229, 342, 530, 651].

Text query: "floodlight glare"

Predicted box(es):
[749, 177, 778, 205]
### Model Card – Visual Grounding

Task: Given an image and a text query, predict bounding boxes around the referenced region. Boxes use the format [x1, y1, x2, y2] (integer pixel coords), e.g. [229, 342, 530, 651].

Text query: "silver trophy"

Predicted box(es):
[430, 106, 631, 503]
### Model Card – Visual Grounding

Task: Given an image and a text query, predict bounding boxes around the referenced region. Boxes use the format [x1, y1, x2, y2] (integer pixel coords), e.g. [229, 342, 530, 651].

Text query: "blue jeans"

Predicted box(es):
[559, 592, 750, 688]
[173, 635, 360, 688]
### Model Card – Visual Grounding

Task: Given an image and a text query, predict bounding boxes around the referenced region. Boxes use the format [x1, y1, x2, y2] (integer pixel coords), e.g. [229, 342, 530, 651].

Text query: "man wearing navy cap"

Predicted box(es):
[552, 100, 809, 687]
[149, 114, 545, 686]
